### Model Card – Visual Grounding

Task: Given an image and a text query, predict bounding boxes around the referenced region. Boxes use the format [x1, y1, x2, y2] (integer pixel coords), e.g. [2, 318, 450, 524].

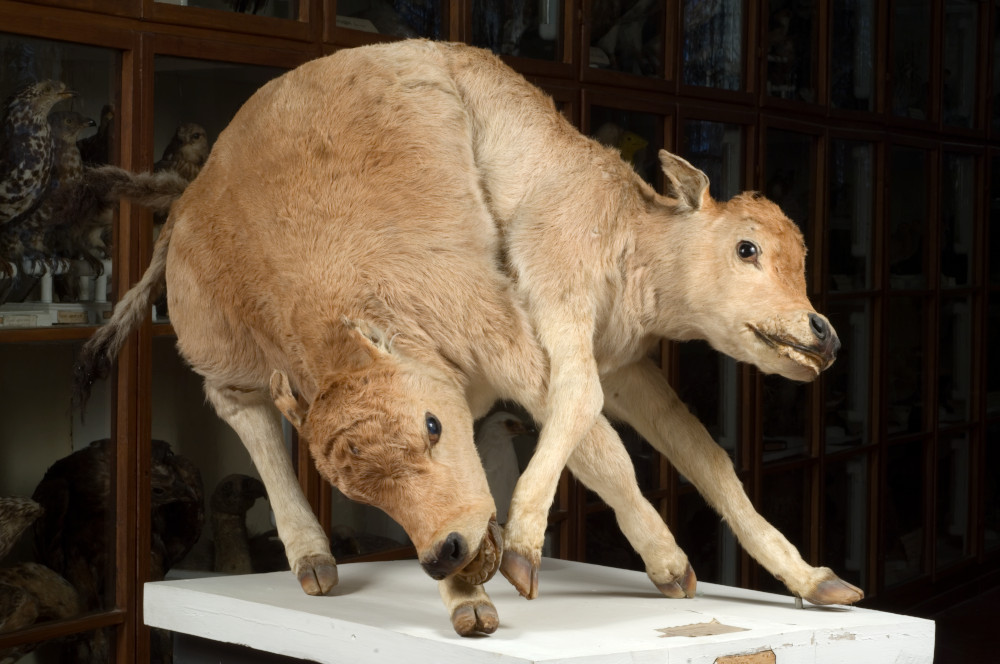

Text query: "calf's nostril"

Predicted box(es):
[442, 532, 467, 562]
[808, 313, 829, 341]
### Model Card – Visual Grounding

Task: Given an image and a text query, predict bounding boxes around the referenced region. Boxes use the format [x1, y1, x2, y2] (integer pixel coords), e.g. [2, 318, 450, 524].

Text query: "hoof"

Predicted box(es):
[499, 549, 539, 599]
[451, 601, 499, 636]
[803, 573, 863, 606]
[652, 563, 697, 599]
[295, 553, 339, 595]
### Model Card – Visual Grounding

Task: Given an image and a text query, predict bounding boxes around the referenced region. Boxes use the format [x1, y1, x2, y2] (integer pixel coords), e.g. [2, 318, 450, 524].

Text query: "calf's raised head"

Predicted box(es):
[654, 150, 839, 382]
[270, 319, 501, 585]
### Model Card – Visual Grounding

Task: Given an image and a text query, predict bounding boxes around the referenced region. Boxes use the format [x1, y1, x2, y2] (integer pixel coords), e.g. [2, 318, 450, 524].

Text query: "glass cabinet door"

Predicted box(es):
[589, 106, 664, 185]
[889, 146, 929, 289]
[681, 0, 742, 90]
[765, 0, 818, 103]
[824, 456, 868, 589]
[942, 0, 979, 128]
[831, 0, 875, 111]
[588, 0, 665, 77]
[828, 139, 874, 292]
[941, 153, 975, 288]
[935, 433, 971, 569]
[1, 34, 120, 329]
[891, 0, 931, 120]
[471, 0, 563, 61]
[824, 300, 871, 451]
[155, 0, 299, 19]
[886, 297, 927, 436]
[337, 0, 443, 38]
[884, 440, 927, 586]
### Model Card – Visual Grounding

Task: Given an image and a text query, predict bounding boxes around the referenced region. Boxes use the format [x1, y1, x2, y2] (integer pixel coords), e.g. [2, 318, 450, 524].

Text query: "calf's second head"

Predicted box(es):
[271, 319, 501, 585]
[654, 150, 839, 382]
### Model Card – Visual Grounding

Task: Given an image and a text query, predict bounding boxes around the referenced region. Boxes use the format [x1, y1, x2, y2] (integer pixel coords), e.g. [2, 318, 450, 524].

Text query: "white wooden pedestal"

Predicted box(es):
[145, 558, 934, 664]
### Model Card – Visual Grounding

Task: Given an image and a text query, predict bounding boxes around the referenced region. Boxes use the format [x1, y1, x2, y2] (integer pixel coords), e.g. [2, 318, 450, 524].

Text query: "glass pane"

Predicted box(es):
[828, 139, 874, 291]
[758, 466, 808, 594]
[765, 129, 813, 245]
[762, 375, 809, 463]
[938, 298, 973, 425]
[766, 0, 818, 102]
[994, 3, 1000, 134]
[476, 407, 536, 526]
[471, 0, 562, 60]
[887, 297, 926, 436]
[675, 341, 740, 464]
[589, 0, 664, 77]
[942, 153, 975, 288]
[992, 155, 1000, 286]
[936, 433, 971, 569]
[824, 300, 871, 451]
[889, 146, 929, 289]
[943, 0, 979, 128]
[884, 441, 926, 586]
[985, 422, 1000, 551]
[681, 120, 743, 200]
[590, 107, 663, 185]
[676, 490, 738, 586]
[681, 0, 742, 90]
[989, 298, 1000, 419]
[156, 0, 298, 18]
[823, 456, 868, 589]
[337, 0, 442, 38]
[892, 0, 931, 120]
[585, 508, 644, 571]
[0, 34, 120, 329]
[0, 342, 112, 642]
[831, 0, 875, 110]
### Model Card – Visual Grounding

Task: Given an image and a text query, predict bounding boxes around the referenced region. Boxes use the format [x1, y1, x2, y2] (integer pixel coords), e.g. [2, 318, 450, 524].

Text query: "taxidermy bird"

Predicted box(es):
[31, 439, 203, 663]
[0, 80, 73, 226]
[593, 122, 648, 165]
[154, 122, 209, 183]
[78, 104, 114, 167]
[475, 411, 533, 524]
[0, 498, 80, 664]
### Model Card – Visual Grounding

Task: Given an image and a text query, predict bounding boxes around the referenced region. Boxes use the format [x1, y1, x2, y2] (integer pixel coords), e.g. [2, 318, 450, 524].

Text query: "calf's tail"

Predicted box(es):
[72, 167, 187, 409]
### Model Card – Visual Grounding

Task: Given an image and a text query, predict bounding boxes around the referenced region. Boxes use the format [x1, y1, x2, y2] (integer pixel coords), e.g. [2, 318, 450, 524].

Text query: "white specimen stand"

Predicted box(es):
[145, 559, 934, 664]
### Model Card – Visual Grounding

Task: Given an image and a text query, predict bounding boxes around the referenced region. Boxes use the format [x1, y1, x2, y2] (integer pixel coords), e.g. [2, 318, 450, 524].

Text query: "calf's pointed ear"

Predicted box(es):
[659, 149, 711, 212]
[270, 370, 307, 430]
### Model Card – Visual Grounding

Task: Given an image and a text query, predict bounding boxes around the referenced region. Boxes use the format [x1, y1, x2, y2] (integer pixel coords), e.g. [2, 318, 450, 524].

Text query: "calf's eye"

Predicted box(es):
[737, 240, 759, 263]
[425, 412, 442, 445]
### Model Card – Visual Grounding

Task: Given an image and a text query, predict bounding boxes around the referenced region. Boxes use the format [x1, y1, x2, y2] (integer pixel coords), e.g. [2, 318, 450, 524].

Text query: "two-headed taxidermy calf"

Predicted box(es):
[76, 39, 862, 636]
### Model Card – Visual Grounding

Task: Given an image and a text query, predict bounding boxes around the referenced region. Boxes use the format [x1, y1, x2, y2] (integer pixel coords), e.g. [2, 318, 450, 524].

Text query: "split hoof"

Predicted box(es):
[803, 576, 864, 606]
[652, 563, 697, 599]
[499, 548, 539, 599]
[294, 553, 339, 595]
[451, 600, 499, 636]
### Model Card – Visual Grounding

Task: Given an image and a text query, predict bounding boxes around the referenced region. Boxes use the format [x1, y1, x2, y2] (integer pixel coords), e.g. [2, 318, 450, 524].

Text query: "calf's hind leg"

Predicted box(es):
[603, 359, 863, 606]
[205, 382, 338, 595]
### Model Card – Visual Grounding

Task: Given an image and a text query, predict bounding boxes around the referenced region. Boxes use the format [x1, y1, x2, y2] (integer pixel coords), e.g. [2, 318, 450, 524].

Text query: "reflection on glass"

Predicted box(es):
[682, 0, 741, 89]
[985, 423, 1000, 551]
[590, 106, 662, 185]
[824, 456, 867, 588]
[943, 0, 978, 128]
[681, 120, 743, 200]
[939, 298, 972, 424]
[989, 300, 1000, 418]
[828, 139, 874, 291]
[889, 146, 928, 289]
[885, 442, 926, 585]
[824, 300, 870, 451]
[892, 0, 930, 119]
[992, 156, 1000, 286]
[762, 374, 808, 463]
[941, 153, 975, 287]
[0, 343, 112, 652]
[589, 0, 664, 77]
[765, 129, 813, 249]
[936, 434, 971, 569]
[766, 0, 817, 102]
[675, 341, 739, 464]
[887, 297, 925, 435]
[759, 467, 807, 594]
[472, 0, 561, 60]
[676, 490, 738, 586]
[337, 0, 441, 38]
[831, 0, 874, 110]
[0, 34, 119, 328]
[156, 0, 298, 18]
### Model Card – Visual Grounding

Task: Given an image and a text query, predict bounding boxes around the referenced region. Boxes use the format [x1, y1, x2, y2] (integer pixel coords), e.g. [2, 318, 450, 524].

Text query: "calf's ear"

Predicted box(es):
[342, 317, 394, 358]
[659, 149, 711, 212]
[270, 370, 307, 430]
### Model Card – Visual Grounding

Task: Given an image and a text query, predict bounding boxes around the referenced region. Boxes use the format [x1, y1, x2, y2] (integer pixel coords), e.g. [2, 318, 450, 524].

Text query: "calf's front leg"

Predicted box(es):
[205, 382, 338, 595]
[438, 577, 498, 636]
[602, 359, 863, 606]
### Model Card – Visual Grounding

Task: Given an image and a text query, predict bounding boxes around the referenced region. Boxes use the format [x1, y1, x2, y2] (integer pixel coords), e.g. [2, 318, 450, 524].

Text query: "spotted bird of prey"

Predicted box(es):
[154, 122, 209, 183]
[0, 80, 73, 226]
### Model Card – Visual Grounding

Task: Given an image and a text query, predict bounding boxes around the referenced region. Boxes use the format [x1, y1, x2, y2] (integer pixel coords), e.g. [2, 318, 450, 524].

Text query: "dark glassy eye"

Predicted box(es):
[737, 240, 759, 263]
[425, 412, 441, 445]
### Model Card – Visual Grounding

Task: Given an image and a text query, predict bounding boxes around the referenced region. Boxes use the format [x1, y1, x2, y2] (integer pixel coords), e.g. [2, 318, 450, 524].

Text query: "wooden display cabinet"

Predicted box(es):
[0, 1, 998, 661]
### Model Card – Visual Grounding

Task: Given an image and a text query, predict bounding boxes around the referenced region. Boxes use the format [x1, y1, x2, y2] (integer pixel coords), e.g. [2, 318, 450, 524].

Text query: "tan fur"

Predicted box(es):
[77, 39, 860, 636]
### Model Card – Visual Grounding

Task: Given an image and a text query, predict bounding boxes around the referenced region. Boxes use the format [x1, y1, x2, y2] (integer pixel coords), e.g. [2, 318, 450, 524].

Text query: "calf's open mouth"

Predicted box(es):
[456, 517, 503, 586]
[747, 324, 830, 374]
